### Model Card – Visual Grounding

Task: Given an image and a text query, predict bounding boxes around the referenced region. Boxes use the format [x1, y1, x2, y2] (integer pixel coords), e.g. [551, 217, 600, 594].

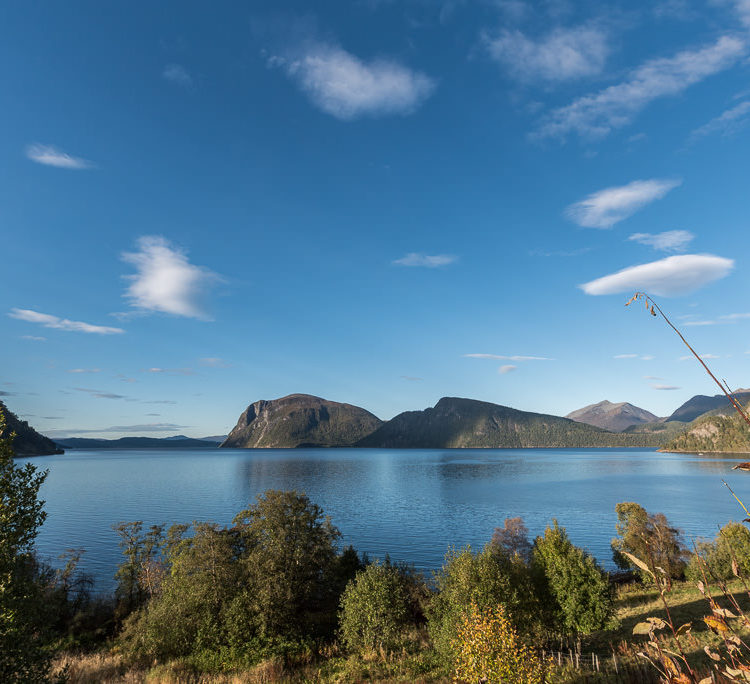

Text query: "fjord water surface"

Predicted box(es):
[26, 447, 749, 590]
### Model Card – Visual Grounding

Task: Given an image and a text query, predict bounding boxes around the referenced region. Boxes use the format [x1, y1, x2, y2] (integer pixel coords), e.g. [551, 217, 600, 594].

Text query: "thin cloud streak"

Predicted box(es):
[9, 309, 124, 335]
[393, 253, 457, 267]
[566, 179, 681, 228]
[536, 35, 745, 140]
[464, 354, 554, 361]
[628, 230, 694, 252]
[25, 143, 94, 169]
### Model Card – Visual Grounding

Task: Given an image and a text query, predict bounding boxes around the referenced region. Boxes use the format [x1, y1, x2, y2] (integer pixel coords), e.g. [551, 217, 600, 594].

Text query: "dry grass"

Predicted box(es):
[51, 652, 288, 684]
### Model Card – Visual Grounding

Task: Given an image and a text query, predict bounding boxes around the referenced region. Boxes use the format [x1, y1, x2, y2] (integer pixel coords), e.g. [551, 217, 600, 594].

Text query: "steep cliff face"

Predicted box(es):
[0, 401, 63, 456]
[357, 397, 665, 449]
[220, 394, 383, 448]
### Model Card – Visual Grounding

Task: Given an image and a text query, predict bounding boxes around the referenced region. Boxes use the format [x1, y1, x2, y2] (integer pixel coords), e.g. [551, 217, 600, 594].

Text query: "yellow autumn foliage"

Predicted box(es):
[451, 603, 548, 684]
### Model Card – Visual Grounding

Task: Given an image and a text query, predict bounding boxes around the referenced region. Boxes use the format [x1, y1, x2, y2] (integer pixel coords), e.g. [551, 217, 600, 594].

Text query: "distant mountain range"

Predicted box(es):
[221, 394, 383, 448]
[7, 386, 750, 456]
[355, 397, 663, 449]
[665, 390, 750, 423]
[0, 400, 63, 456]
[565, 400, 659, 432]
[55, 435, 223, 449]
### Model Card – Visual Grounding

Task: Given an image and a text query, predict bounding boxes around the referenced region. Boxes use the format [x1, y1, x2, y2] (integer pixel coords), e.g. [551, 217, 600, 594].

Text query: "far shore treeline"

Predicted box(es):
[5, 389, 750, 457]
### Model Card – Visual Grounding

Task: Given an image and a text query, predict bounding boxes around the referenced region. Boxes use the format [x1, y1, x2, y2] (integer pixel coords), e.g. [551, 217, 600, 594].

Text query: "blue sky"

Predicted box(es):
[3, 0, 750, 438]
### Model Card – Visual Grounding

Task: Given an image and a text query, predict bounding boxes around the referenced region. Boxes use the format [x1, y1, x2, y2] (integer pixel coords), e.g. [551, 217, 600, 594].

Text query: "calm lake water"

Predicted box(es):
[22, 447, 750, 591]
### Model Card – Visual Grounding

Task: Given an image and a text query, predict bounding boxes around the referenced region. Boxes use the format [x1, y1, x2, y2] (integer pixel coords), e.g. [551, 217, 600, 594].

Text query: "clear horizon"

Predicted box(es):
[3, 1, 750, 439]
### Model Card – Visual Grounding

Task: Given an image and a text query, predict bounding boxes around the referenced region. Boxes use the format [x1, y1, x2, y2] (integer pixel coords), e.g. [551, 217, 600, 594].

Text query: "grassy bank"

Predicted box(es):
[53, 577, 749, 683]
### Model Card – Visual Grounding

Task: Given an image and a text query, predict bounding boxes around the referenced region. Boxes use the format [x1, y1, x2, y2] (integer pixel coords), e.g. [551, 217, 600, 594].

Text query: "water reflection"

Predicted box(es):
[24, 447, 750, 591]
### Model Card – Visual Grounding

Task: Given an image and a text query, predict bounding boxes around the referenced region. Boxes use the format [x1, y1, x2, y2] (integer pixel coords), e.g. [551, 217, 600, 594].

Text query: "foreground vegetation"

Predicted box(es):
[6, 409, 750, 683]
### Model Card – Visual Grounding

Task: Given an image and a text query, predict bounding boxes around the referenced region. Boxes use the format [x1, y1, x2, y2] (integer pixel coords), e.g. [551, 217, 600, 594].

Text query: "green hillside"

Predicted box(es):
[357, 397, 668, 449]
[662, 402, 750, 453]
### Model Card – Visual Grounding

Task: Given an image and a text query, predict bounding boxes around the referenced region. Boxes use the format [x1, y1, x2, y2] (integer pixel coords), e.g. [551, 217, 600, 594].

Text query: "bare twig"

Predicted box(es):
[626, 292, 750, 427]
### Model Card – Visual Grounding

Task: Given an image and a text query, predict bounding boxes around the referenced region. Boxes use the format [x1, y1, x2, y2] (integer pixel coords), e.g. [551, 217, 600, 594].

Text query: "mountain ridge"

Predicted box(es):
[566, 400, 659, 432]
[357, 396, 665, 449]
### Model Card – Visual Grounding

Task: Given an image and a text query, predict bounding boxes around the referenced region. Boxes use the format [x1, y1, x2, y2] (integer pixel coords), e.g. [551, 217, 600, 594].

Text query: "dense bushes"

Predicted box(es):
[339, 560, 411, 653]
[686, 521, 750, 581]
[118, 490, 357, 666]
[611, 502, 688, 584]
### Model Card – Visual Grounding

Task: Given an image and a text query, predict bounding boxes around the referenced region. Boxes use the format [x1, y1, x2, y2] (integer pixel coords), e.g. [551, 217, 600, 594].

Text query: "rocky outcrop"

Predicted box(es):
[221, 394, 383, 448]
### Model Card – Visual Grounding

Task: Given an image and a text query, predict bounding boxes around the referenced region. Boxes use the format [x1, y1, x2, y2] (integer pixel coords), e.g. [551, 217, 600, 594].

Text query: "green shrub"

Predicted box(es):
[532, 520, 614, 636]
[339, 561, 410, 653]
[426, 545, 539, 661]
[119, 490, 345, 666]
[686, 521, 750, 582]
[611, 502, 688, 584]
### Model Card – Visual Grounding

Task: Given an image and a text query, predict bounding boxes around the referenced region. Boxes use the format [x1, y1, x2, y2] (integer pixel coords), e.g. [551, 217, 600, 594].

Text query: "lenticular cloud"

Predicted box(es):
[580, 254, 734, 297]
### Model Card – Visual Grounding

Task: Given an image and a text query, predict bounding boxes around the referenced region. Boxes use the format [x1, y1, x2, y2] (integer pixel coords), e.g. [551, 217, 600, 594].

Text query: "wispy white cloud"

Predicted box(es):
[73, 387, 128, 400]
[47, 423, 191, 439]
[199, 357, 232, 368]
[652, 384, 681, 390]
[730, 0, 750, 27]
[580, 254, 734, 296]
[628, 230, 694, 252]
[400, 375, 424, 381]
[679, 353, 721, 360]
[485, 25, 609, 82]
[566, 179, 681, 228]
[683, 320, 718, 326]
[162, 64, 193, 87]
[498, 364, 517, 374]
[67, 368, 102, 374]
[689, 101, 750, 142]
[144, 367, 196, 376]
[122, 236, 222, 320]
[20, 335, 46, 342]
[25, 143, 95, 169]
[270, 43, 435, 120]
[721, 313, 750, 320]
[535, 35, 745, 140]
[393, 253, 457, 267]
[9, 309, 124, 335]
[463, 353, 554, 361]
[614, 354, 654, 360]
